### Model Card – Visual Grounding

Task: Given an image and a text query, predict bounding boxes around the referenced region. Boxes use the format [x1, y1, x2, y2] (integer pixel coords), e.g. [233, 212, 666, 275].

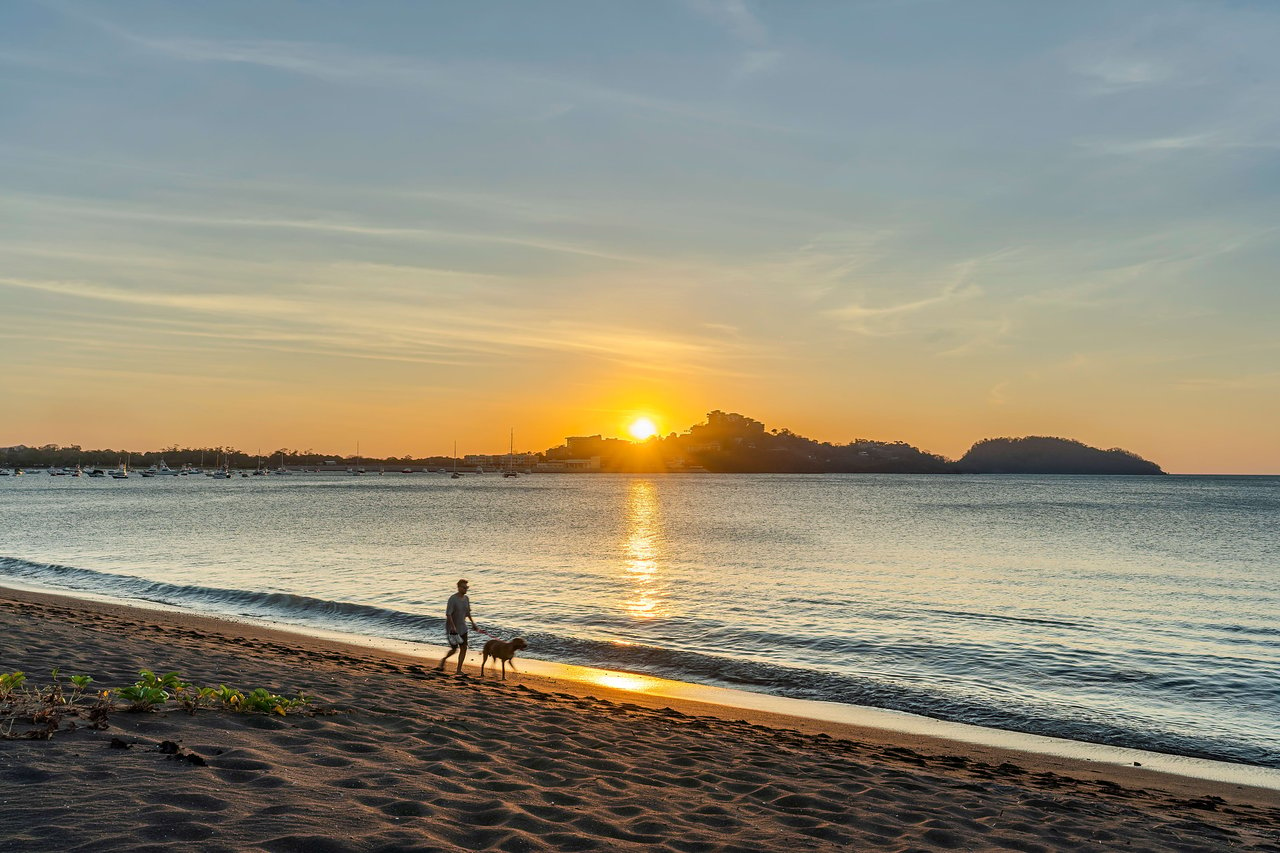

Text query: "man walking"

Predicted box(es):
[437, 578, 478, 673]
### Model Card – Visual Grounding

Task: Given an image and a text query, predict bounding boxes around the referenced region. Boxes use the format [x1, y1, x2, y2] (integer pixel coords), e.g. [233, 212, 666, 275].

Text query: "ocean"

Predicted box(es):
[1, 471, 1276, 768]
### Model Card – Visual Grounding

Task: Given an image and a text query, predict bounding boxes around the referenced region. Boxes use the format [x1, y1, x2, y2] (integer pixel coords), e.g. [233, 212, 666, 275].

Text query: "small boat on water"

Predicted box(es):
[109, 461, 129, 479]
[503, 429, 519, 478]
[87, 469, 106, 478]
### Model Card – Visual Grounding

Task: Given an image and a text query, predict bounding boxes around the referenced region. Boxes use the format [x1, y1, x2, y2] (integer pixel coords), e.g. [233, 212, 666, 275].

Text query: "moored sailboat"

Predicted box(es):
[503, 428, 519, 478]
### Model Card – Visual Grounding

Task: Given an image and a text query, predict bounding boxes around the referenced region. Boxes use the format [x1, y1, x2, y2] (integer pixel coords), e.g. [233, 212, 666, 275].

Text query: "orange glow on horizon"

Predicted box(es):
[628, 417, 659, 440]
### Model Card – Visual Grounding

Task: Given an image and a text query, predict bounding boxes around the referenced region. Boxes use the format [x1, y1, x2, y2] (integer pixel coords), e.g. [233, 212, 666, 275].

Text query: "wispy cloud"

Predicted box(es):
[0, 275, 303, 316]
[938, 315, 1013, 358]
[687, 0, 781, 78]
[56, 2, 793, 133]
[1077, 132, 1280, 155]
[1073, 57, 1174, 95]
[0, 273, 747, 375]
[1176, 372, 1280, 392]
[8, 193, 655, 265]
[826, 252, 996, 329]
[829, 277, 981, 321]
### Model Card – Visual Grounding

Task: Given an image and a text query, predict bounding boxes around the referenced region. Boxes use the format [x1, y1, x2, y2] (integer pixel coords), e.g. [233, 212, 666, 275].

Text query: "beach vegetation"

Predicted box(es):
[116, 683, 170, 711]
[1, 668, 312, 740]
[0, 671, 27, 698]
[115, 671, 308, 716]
[181, 684, 309, 716]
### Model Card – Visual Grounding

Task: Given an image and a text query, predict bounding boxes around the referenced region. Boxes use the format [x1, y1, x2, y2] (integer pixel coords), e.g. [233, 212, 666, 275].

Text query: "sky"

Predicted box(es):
[2, 1, 1278, 473]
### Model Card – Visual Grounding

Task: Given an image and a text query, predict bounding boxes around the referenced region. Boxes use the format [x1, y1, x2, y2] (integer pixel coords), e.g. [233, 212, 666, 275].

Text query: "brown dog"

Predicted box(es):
[480, 637, 527, 680]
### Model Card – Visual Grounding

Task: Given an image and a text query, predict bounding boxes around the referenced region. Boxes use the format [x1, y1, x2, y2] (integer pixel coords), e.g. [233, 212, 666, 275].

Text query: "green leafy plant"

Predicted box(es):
[137, 670, 191, 694]
[4, 667, 312, 739]
[116, 683, 169, 712]
[239, 688, 309, 716]
[0, 671, 27, 699]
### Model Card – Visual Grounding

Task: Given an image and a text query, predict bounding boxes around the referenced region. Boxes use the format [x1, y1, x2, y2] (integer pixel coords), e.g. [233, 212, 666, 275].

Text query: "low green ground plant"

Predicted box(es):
[0, 668, 311, 739]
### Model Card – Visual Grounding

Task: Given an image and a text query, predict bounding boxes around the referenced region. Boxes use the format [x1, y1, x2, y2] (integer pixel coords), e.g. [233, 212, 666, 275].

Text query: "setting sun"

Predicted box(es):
[628, 418, 659, 441]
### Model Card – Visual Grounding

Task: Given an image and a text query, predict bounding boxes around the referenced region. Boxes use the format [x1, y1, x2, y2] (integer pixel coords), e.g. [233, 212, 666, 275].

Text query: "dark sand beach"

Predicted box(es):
[1, 587, 1276, 852]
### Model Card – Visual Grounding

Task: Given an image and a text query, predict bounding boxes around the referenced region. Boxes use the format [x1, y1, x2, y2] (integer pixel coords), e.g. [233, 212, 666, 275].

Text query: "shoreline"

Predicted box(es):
[3, 584, 1278, 807]
[2, 585, 1278, 851]
[4, 580, 1279, 796]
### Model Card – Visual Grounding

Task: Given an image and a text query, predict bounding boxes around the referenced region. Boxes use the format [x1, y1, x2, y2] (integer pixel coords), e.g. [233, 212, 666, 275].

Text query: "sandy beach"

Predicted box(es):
[1, 587, 1276, 852]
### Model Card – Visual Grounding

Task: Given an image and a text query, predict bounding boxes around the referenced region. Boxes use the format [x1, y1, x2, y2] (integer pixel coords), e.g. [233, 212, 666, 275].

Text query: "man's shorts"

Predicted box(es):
[447, 632, 468, 649]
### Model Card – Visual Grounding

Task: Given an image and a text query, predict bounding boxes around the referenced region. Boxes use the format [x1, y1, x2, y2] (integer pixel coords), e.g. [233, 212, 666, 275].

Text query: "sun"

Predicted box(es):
[628, 417, 659, 441]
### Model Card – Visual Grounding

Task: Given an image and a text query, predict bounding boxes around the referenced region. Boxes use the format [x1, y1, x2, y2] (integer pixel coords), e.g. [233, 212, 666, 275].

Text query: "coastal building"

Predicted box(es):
[564, 435, 629, 458]
[464, 453, 538, 469]
[535, 456, 603, 472]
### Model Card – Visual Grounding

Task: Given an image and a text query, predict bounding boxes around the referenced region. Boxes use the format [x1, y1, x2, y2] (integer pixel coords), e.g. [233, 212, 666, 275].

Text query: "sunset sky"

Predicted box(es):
[3, 1, 1278, 473]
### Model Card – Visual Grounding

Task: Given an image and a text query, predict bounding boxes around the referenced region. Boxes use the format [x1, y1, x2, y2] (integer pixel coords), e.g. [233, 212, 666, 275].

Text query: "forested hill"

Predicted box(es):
[619, 413, 1163, 475]
[954, 436, 1165, 475]
[548, 412, 1163, 475]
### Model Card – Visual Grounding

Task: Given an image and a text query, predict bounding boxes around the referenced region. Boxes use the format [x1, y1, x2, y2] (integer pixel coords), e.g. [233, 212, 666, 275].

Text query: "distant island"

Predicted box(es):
[953, 436, 1163, 476]
[2, 410, 1164, 475]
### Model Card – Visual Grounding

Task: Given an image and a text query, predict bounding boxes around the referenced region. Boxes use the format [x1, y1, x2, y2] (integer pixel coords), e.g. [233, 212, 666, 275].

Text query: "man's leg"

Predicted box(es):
[455, 638, 468, 673]
[436, 640, 458, 670]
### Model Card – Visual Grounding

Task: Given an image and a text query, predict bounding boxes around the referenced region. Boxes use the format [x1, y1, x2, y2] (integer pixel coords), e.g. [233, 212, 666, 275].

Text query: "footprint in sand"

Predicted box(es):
[143, 792, 229, 812]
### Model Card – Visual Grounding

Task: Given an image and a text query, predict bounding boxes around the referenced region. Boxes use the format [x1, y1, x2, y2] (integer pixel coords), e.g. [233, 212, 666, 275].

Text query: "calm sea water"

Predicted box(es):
[1, 472, 1276, 767]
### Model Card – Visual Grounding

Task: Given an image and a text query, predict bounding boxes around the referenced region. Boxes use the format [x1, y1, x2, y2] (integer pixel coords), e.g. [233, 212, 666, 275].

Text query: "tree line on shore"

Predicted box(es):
[1, 410, 1164, 475]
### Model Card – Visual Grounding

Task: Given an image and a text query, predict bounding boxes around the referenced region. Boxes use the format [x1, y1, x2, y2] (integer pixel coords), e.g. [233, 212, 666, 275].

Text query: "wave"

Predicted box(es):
[922, 608, 1089, 629]
[0, 556, 442, 636]
[2, 555, 1276, 768]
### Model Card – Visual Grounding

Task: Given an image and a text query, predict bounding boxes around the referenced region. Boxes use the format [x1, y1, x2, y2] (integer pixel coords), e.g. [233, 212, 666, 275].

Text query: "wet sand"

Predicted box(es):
[1, 586, 1277, 852]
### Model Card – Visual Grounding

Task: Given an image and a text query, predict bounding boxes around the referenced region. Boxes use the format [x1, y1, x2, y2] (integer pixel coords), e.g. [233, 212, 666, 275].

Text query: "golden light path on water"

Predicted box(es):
[587, 673, 663, 693]
[622, 479, 663, 619]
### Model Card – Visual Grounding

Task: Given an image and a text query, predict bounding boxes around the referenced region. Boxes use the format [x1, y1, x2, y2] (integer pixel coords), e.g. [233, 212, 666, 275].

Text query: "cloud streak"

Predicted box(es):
[8, 193, 655, 265]
[0, 273, 745, 375]
[59, 2, 796, 133]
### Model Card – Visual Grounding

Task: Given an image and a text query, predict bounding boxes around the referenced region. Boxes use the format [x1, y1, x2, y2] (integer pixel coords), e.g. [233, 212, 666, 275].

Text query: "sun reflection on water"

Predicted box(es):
[623, 479, 663, 619]
[590, 673, 657, 692]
